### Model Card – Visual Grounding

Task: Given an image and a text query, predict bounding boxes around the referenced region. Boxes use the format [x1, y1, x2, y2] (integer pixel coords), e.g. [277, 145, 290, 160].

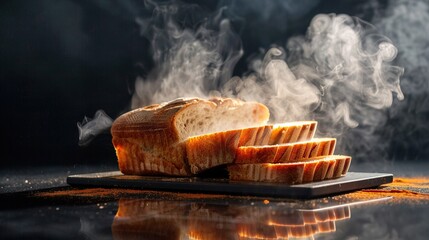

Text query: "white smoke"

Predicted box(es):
[369, 0, 429, 161]
[127, 2, 405, 162]
[286, 14, 404, 160]
[132, 1, 242, 108]
[78, 1, 409, 163]
[77, 110, 113, 146]
[218, 14, 404, 161]
[220, 47, 321, 122]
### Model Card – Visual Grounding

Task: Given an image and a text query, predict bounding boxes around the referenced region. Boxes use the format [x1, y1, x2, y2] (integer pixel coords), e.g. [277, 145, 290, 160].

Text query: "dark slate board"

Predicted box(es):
[67, 171, 393, 199]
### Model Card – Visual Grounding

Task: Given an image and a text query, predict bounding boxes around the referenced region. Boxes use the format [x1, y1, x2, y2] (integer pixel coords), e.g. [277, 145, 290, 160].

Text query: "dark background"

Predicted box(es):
[1, 0, 428, 169]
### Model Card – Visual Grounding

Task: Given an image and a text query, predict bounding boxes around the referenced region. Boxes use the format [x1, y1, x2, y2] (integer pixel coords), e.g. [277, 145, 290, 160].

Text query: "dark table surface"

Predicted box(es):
[1, 162, 428, 240]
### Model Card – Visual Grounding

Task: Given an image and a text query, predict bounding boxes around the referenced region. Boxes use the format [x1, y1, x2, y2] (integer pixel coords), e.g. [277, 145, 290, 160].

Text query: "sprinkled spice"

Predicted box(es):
[389, 177, 429, 190]
[338, 177, 429, 204]
[35, 187, 233, 200]
[35, 177, 429, 204]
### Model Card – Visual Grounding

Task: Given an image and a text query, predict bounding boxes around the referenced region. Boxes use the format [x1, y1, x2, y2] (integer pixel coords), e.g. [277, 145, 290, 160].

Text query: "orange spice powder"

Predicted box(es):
[35, 177, 429, 204]
[339, 177, 429, 204]
[389, 177, 429, 189]
[35, 187, 232, 200]
[36, 188, 155, 198]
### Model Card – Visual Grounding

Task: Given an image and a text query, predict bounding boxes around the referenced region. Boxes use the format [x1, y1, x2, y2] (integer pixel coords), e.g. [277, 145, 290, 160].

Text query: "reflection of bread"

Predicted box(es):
[237, 222, 277, 239]
[273, 221, 336, 239]
[115, 199, 184, 218]
[187, 204, 240, 240]
[112, 198, 351, 240]
[237, 205, 351, 239]
[111, 97, 269, 176]
[228, 155, 352, 184]
[269, 207, 351, 227]
[112, 199, 186, 240]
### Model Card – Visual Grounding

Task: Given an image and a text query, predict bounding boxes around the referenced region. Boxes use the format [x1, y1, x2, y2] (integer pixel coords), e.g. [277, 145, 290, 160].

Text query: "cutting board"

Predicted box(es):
[67, 171, 393, 199]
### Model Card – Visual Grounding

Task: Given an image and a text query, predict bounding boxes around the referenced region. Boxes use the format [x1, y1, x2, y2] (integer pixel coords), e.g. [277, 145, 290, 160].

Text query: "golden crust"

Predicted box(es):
[111, 98, 203, 139]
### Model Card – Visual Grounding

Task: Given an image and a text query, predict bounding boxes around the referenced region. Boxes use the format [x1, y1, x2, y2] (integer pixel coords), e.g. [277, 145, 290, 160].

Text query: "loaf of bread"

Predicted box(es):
[111, 97, 353, 184]
[111, 97, 270, 176]
[228, 155, 352, 184]
[235, 138, 336, 164]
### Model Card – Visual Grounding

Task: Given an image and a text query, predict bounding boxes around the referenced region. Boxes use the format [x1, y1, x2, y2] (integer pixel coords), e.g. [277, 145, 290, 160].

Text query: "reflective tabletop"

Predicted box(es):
[1, 163, 428, 240]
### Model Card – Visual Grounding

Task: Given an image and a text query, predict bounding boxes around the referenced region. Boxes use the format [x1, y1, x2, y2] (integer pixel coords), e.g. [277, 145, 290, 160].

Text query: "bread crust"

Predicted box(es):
[111, 98, 203, 139]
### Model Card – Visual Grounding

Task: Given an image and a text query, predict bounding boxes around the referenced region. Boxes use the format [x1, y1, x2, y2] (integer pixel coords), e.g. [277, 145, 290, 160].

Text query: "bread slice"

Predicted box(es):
[235, 138, 336, 164]
[268, 121, 317, 144]
[111, 97, 270, 176]
[228, 155, 352, 184]
[186, 121, 318, 174]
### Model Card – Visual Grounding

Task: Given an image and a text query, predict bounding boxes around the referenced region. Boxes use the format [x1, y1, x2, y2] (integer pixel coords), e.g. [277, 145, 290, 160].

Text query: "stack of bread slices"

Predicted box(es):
[111, 97, 351, 184]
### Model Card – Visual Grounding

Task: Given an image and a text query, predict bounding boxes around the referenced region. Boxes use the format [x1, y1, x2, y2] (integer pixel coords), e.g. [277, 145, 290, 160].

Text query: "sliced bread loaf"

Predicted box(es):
[186, 121, 318, 174]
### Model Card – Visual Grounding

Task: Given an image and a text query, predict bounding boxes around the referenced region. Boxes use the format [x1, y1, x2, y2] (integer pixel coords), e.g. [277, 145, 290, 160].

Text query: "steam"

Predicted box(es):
[77, 110, 112, 146]
[293, 14, 403, 160]
[222, 14, 403, 139]
[287, 14, 403, 133]
[132, 1, 242, 108]
[370, 0, 429, 160]
[77, 0, 408, 163]
[220, 47, 321, 122]
[127, 5, 404, 162]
